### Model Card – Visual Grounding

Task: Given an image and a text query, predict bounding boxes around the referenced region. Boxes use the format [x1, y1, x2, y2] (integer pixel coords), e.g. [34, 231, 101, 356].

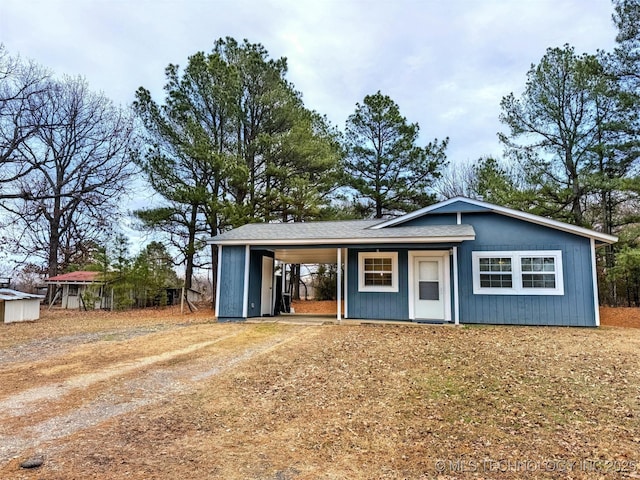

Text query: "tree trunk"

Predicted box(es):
[184, 204, 198, 290]
[291, 264, 301, 301]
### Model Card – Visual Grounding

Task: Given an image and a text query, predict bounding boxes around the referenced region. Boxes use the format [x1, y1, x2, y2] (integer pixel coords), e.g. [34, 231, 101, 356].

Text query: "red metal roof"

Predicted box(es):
[46, 271, 101, 283]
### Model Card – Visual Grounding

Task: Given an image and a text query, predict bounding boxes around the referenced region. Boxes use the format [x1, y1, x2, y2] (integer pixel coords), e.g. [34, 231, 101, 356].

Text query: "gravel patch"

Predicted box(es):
[0, 325, 172, 365]
[0, 325, 307, 465]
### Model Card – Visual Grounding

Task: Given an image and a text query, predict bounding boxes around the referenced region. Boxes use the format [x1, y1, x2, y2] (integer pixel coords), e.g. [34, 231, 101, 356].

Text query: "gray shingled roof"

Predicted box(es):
[208, 219, 475, 244]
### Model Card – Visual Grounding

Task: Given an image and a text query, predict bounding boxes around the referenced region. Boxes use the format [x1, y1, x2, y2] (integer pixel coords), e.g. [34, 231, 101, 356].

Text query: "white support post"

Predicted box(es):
[453, 246, 460, 325]
[242, 245, 250, 318]
[337, 247, 342, 323]
[343, 248, 348, 319]
[215, 245, 222, 318]
[591, 238, 600, 327]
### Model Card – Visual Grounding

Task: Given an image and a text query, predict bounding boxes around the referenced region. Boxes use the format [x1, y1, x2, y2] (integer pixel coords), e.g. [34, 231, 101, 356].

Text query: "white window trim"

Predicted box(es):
[358, 251, 399, 293]
[472, 250, 564, 296]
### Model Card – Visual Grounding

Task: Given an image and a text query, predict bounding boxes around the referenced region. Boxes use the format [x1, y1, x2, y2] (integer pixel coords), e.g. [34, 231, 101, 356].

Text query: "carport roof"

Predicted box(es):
[208, 220, 475, 246]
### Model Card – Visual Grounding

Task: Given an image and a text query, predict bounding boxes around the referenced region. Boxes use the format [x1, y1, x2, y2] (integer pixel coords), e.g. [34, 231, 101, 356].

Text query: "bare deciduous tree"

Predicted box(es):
[1, 73, 136, 277]
[0, 44, 50, 185]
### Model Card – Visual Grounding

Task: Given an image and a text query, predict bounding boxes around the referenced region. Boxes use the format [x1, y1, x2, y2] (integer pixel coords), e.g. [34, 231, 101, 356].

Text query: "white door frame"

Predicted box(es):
[261, 256, 274, 316]
[408, 250, 451, 321]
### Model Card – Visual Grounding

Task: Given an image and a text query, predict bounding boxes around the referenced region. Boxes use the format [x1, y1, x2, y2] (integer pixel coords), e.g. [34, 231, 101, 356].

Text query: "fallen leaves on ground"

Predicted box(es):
[1, 309, 639, 479]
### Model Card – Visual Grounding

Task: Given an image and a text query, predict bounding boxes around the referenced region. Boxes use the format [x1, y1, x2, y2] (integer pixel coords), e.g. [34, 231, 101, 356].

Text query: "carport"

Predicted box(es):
[261, 246, 345, 321]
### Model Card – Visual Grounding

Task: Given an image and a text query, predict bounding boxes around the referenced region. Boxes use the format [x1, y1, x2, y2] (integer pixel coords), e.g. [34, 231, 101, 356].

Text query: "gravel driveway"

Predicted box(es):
[0, 321, 308, 467]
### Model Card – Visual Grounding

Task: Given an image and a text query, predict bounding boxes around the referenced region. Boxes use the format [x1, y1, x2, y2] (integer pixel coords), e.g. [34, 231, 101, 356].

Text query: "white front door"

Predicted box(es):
[413, 255, 446, 320]
[261, 257, 273, 316]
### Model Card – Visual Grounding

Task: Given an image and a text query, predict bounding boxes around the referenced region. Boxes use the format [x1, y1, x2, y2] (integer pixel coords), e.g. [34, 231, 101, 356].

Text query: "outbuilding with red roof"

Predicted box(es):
[46, 271, 104, 309]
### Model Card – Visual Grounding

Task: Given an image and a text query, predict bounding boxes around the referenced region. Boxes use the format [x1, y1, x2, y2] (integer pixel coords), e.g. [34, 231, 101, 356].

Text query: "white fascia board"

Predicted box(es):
[209, 235, 476, 246]
[371, 196, 618, 244]
[591, 238, 601, 327]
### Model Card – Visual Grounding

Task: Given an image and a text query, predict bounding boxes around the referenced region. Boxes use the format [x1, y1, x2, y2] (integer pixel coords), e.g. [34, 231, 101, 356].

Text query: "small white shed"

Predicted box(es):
[0, 289, 45, 323]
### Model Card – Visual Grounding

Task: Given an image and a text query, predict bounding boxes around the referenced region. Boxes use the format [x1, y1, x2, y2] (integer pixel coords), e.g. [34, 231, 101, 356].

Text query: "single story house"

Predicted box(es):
[207, 197, 617, 326]
[0, 289, 45, 323]
[46, 271, 104, 309]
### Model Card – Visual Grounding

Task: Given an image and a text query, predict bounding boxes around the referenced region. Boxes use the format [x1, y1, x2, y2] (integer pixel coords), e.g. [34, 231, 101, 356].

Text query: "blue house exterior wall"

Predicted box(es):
[399, 213, 457, 226]
[218, 245, 246, 321]
[345, 213, 596, 325]
[346, 247, 456, 321]
[457, 212, 596, 326]
[347, 248, 409, 320]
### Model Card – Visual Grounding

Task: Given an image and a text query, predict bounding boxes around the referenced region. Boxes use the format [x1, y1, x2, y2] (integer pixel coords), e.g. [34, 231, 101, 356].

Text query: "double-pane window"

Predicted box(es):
[472, 251, 563, 295]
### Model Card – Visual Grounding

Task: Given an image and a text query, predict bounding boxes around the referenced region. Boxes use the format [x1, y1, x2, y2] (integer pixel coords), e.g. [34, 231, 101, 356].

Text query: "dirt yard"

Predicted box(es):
[1, 307, 639, 479]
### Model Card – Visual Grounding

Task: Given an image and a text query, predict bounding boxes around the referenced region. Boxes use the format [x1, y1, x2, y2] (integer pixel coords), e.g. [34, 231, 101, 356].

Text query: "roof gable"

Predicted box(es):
[421, 199, 492, 214]
[372, 197, 618, 244]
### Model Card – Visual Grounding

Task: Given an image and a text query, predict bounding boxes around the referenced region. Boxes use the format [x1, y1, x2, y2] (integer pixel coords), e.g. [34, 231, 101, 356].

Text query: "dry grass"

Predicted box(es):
[292, 300, 640, 329]
[0, 305, 215, 350]
[1, 308, 640, 479]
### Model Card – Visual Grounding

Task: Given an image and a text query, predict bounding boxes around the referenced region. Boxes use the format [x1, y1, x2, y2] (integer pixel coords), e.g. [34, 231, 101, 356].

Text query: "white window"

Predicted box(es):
[472, 250, 564, 295]
[358, 252, 399, 292]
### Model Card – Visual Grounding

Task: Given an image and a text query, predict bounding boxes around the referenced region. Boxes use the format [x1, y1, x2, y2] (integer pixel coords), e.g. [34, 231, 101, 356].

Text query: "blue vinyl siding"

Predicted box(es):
[347, 249, 409, 320]
[457, 213, 596, 326]
[218, 245, 246, 320]
[397, 213, 457, 226]
[346, 247, 456, 321]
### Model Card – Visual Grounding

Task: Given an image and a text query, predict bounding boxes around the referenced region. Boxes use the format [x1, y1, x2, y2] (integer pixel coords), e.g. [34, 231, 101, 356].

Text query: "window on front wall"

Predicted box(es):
[358, 252, 398, 292]
[478, 257, 513, 288]
[521, 256, 557, 289]
[472, 250, 564, 295]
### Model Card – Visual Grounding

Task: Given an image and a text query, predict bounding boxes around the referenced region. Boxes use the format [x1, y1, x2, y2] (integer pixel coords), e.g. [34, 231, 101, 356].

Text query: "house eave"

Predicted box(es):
[208, 235, 476, 246]
[45, 280, 101, 285]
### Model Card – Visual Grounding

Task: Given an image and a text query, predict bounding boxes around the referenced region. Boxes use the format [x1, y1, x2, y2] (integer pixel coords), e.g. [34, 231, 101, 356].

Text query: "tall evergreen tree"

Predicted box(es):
[612, 0, 640, 89]
[499, 45, 639, 227]
[134, 37, 341, 293]
[343, 91, 448, 218]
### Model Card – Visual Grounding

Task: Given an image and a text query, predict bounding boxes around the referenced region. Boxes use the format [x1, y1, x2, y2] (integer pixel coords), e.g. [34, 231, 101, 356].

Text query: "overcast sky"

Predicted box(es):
[1, 0, 620, 165]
